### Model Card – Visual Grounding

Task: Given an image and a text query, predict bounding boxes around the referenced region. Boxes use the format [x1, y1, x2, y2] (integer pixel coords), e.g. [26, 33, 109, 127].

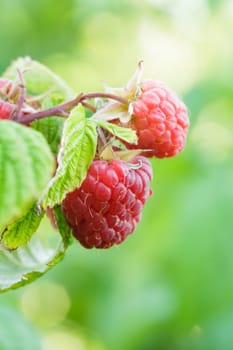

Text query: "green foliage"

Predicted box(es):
[0, 121, 54, 232]
[31, 116, 63, 155]
[53, 206, 73, 248]
[0, 207, 71, 292]
[1, 204, 43, 250]
[96, 119, 137, 144]
[4, 57, 74, 156]
[0, 57, 80, 292]
[4, 57, 74, 99]
[42, 105, 98, 208]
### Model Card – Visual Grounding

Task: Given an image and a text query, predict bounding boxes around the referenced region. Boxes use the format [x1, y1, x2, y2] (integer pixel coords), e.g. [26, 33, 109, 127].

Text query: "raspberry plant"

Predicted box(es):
[0, 58, 189, 292]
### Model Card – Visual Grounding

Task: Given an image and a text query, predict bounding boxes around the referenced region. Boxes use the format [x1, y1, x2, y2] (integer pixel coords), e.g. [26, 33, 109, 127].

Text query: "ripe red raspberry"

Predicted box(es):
[62, 156, 152, 249]
[0, 99, 15, 120]
[121, 80, 189, 158]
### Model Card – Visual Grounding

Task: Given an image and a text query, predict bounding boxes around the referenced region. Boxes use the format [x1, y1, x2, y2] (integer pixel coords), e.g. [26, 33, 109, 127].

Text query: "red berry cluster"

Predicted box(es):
[61, 65, 189, 249]
[122, 80, 190, 158]
[62, 157, 152, 248]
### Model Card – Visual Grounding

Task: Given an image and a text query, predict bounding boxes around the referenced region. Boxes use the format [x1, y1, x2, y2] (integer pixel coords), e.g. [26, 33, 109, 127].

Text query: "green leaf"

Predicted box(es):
[31, 116, 63, 155]
[0, 121, 54, 232]
[1, 204, 44, 250]
[96, 119, 137, 144]
[4, 57, 74, 100]
[0, 207, 72, 292]
[4, 58, 74, 156]
[53, 205, 73, 247]
[42, 105, 98, 208]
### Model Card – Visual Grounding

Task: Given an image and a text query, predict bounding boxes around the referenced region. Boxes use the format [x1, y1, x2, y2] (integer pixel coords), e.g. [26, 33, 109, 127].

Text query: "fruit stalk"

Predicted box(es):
[17, 92, 129, 124]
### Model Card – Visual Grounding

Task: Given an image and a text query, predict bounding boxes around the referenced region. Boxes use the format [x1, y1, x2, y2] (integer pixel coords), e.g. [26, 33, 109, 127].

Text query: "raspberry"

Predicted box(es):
[0, 99, 15, 120]
[62, 156, 152, 249]
[119, 80, 189, 158]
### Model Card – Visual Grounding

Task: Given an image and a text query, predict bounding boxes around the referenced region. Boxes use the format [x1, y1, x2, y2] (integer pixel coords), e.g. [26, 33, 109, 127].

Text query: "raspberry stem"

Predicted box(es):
[82, 92, 128, 105]
[14, 69, 27, 120]
[17, 92, 129, 124]
[17, 93, 84, 124]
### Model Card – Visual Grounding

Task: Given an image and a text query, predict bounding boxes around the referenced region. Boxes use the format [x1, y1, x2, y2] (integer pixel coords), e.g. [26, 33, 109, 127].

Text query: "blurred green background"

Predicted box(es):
[1, 0, 233, 349]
